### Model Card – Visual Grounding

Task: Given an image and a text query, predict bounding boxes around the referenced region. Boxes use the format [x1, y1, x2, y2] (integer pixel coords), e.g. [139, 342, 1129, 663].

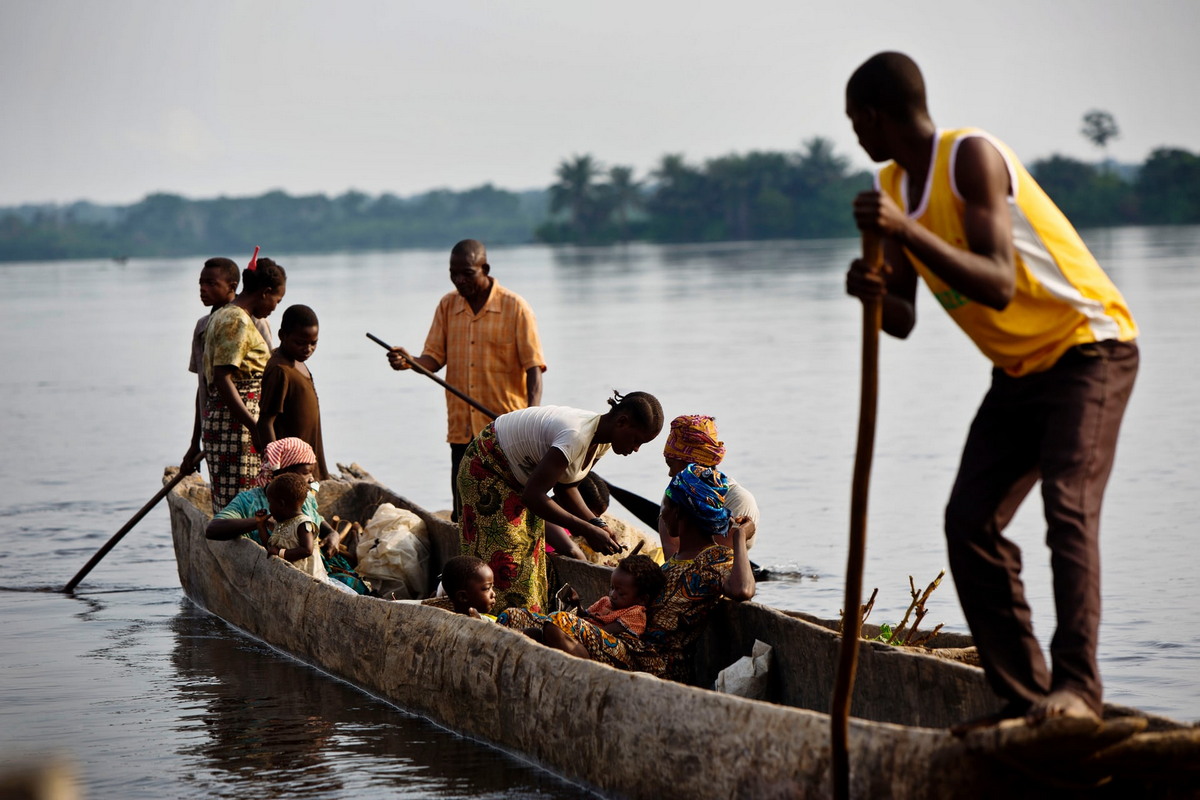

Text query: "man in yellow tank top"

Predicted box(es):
[844, 52, 1139, 729]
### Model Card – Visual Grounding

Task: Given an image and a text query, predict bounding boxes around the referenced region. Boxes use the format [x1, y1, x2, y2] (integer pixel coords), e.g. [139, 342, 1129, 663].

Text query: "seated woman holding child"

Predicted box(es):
[258, 472, 327, 580]
[499, 463, 756, 681]
[205, 437, 368, 594]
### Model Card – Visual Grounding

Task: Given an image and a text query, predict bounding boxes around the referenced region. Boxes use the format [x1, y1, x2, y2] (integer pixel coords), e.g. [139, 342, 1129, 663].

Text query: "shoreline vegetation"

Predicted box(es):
[3, 138, 1197, 263]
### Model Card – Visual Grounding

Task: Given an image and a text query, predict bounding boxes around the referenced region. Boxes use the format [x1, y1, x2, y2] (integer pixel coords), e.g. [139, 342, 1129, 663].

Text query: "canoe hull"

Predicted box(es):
[166, 470, 1200, 799]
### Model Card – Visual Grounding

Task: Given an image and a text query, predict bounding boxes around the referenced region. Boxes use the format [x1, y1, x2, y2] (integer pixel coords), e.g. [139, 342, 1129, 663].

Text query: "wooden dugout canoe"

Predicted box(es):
[164, 467, 1200, 799]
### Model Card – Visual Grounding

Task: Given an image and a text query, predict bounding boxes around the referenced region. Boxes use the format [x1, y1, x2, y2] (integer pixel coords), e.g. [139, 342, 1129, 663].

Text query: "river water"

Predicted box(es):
[1, 227, 1197, 797]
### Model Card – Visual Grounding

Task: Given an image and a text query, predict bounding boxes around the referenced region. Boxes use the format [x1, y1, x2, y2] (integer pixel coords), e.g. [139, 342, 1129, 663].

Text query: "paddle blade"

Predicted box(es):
[600, 478, 661, 529]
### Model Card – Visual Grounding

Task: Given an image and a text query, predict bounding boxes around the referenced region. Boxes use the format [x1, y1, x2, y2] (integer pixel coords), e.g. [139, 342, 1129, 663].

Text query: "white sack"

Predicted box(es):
[713, 639, 772, 700]
[357, 503, 430, 600]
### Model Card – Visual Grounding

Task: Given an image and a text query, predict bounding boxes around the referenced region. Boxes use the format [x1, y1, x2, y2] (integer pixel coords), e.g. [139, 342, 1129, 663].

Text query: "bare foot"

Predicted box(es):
[1025, 689, 1099, 726]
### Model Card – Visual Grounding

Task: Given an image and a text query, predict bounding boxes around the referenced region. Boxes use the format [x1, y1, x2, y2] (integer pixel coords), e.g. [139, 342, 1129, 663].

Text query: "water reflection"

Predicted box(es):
[168, 604, 594, 799]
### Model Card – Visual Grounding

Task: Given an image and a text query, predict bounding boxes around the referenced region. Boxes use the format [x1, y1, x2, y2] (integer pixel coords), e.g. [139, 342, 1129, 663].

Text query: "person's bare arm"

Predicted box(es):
[522, 450, 621, 555]
[853, 138, 1016, 310]
[552, 484, 596, 523]
[182, 377, 205, 473]
[721, 518, 756, 601]
[525, 366, 543, 407]
[544, 523, 588, 560]
[279, 521, 317, 563]
[598, 620, 629, 636]
[545, 484, 596, 559]
[212, 366, 263, 452]
[206, 515, 259, 540]
[256, 410, 278, 449]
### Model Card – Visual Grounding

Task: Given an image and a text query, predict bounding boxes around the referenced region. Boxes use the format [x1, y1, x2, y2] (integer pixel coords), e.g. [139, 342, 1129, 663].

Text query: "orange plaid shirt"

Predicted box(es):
[422, 280, 547, 444]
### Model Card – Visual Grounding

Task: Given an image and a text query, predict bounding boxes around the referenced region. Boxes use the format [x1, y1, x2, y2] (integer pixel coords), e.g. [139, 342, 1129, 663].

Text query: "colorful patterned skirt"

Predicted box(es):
[497, 608, 642, 670]
[457, 423, 547, 613]
[202, 375, 262, 513]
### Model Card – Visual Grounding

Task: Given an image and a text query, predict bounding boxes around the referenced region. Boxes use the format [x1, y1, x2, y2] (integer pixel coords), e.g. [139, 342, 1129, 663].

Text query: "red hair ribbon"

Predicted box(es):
[247, 245, 260, 271]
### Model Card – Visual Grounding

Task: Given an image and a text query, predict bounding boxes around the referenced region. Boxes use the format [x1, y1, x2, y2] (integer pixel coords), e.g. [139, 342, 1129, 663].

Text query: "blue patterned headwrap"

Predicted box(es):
[663, 463, 731, 537]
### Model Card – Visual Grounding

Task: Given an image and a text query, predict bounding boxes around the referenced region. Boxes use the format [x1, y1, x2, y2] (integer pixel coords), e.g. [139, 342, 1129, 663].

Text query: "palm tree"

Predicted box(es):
[607, 166, 640, 242]
[550, 154, 601, 238]
[648, 154, 709, 241]
[1081, 110, 1119, 172]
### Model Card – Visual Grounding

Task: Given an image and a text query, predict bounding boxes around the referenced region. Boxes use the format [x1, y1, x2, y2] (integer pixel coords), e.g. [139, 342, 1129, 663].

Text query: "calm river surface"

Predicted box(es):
[2, 228, 1197, 797]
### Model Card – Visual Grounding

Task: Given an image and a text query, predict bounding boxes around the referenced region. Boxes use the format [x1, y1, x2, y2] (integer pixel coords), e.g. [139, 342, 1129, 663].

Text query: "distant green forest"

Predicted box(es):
[2, 137, 1198, 262]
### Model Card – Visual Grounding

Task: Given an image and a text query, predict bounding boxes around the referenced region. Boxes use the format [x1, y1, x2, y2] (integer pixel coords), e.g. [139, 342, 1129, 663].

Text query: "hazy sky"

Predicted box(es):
[3, 0, 1197, 206]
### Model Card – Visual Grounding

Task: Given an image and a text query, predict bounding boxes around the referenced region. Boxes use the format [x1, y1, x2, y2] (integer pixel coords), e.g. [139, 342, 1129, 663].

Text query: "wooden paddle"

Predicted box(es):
[367, 332, 499, 418]
[603, 480, 662, 529]
[63, 457, 202, 593]
[831, 233, 884, 800]
[368, 331, 661, 523]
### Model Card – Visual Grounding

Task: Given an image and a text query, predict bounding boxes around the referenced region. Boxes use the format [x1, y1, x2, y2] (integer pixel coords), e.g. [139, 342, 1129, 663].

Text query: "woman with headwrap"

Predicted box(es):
[204, 438, 368, 594]
[662, 415, 759, 554]
[636, 463, 756, 680]
[498, 463, 756, 681]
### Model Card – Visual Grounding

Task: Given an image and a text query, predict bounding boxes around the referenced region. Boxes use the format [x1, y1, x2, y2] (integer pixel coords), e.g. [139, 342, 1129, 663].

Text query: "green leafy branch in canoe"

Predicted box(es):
[840, 570, 947, 648]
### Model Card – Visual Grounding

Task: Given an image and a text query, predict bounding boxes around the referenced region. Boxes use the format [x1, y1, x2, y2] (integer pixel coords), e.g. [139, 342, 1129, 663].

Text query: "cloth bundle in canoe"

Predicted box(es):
[357, 503, 431, 599]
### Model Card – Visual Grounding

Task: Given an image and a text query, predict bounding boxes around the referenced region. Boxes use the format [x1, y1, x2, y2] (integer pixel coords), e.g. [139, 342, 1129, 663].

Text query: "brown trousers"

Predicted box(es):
[945, 340, 1139, 715]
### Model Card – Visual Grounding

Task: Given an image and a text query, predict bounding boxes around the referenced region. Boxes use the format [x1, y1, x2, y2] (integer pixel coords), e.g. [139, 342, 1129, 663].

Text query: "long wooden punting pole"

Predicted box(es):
[63, 459, 200, 593]
[367, 332, 500, 419]
[831, 233, 883, 799]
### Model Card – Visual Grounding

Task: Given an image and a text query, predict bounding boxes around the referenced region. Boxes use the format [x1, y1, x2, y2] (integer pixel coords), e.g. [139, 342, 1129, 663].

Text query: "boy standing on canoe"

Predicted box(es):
[387, 239, 547, 521]
[843, 52, 1138, 727]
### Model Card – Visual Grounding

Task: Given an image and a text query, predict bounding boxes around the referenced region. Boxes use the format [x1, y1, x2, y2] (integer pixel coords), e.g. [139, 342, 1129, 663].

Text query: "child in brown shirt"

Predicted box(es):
[258, 304, 328, 480]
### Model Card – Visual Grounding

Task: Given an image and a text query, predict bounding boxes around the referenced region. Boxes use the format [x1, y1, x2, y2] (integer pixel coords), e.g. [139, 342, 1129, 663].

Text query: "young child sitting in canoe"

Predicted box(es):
[258, 304, 328, 480]
[501, 553, 665, 649]
[258, 472, 328, 581]
[577, 554, 664, 637]
[439, 555, 497, 619]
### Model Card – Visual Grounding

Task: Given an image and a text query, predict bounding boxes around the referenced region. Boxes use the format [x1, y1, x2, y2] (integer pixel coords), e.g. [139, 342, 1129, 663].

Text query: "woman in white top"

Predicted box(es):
[458, 390, 664, 614]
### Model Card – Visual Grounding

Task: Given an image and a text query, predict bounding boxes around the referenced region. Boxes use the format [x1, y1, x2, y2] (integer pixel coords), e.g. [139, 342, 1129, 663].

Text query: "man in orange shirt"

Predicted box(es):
[388, 239, 546, 520]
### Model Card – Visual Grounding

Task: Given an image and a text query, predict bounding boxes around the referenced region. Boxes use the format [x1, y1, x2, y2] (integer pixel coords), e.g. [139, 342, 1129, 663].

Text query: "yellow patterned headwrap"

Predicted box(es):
[662, 415, 726, 467]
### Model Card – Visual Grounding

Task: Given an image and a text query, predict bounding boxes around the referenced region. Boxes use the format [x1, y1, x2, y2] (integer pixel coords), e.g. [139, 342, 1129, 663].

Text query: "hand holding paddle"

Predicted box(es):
[180, 445, 203, 475]
[386, 345, 413, 370]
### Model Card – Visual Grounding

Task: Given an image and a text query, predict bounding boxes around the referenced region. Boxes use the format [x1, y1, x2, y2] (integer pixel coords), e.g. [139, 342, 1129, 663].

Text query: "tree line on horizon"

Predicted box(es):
[2, 133, 1198, 263]
[0, 185, 548, 263]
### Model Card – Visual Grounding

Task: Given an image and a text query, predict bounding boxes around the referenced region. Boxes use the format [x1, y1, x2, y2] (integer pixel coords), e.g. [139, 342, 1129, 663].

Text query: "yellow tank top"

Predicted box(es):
[877, 128, 1138, 376]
